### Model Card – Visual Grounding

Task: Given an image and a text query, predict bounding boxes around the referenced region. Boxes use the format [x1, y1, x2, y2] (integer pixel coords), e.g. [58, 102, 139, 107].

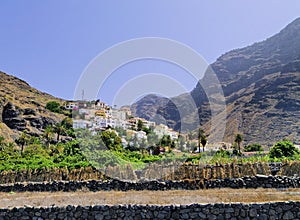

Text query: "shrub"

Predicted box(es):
[244, 143, 263, 152]
[46, 101, 61, 113]
[269, 140, 299, 158]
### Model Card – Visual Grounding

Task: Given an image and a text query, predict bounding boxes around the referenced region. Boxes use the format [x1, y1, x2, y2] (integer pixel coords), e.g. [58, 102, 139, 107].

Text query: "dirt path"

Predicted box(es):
[1, 188, 300, 208]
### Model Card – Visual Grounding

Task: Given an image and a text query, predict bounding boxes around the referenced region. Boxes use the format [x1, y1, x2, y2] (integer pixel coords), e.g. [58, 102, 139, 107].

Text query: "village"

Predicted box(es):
[68, 100, 188, 152]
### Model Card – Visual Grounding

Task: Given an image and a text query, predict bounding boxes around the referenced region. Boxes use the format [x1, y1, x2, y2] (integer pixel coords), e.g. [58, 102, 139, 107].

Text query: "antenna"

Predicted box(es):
[81, 89, 84, 101]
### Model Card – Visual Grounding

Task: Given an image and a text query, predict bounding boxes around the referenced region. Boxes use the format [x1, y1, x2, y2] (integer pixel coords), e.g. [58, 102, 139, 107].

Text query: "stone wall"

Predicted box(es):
[1, 161, 299, 184]
[0, 175, 299, 193]
[0, 202, 299, 220]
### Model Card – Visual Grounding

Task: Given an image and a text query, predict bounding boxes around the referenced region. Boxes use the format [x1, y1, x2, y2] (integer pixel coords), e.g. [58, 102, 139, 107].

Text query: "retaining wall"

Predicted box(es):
[0, 175, 299, 192]
[0, 202, 300, 220]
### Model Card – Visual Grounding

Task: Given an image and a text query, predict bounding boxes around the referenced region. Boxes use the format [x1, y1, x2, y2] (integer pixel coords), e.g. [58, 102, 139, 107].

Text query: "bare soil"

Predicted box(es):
[1, 188, 300, 208]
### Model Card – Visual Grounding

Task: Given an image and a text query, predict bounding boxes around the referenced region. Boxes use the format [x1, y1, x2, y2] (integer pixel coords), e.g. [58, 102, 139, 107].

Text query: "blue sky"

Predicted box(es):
[0, 1, 300, 106]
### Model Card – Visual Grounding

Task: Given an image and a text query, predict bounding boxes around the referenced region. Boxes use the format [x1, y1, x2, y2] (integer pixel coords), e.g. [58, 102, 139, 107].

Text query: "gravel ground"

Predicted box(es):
[1, 188, 300, 208]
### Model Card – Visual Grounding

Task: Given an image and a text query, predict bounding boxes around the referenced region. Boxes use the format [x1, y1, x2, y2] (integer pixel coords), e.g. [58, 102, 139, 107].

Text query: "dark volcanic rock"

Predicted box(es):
[0, 71, 63, 138]
[2, 102, 26, 131]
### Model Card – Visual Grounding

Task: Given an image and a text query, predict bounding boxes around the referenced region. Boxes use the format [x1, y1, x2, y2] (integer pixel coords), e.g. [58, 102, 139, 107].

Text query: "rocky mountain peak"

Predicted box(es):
[131, 17, 300, 146]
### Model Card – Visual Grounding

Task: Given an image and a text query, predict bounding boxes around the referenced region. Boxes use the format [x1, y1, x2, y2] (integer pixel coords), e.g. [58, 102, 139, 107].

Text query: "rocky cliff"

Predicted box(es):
[0, 71, 63, 140]
[131, 17, 300, 146]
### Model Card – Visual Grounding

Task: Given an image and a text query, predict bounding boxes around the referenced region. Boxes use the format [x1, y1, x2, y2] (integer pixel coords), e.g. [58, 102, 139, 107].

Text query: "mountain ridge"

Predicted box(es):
[131, 17, 300, 146]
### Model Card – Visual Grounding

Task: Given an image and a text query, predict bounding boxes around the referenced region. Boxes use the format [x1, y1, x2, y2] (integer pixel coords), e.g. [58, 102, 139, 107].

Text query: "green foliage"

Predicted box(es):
[137, 120, 143, 131]
[269, 140, 299, 159]
[0, 136, 5, 146]
[100, 130, 123, 151]
[46, 101, 61, 113]
[160, 135, 172, 147]
[2, 120, 300, 174]
[197, 128, 207, 152]
[244, 143, 263, 152]
[215, 149, 231, 157]
[142, 127, 151, 135]
[185, 154, 202, 163]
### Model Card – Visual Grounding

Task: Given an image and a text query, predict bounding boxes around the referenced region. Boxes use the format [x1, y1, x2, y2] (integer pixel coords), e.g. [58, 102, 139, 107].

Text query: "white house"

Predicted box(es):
[73, 120, 92, 129]
[65, 102, 78, 110]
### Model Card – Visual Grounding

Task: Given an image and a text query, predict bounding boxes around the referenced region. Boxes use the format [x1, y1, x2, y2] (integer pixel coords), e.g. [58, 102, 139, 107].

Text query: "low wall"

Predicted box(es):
[0, 202, 299, 220]
[0, 175, 299, 192]
[1, 161, 299, 184]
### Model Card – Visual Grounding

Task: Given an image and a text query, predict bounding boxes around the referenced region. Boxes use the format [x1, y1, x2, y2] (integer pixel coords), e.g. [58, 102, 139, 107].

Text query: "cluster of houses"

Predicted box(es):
[69, 101, 179, 144]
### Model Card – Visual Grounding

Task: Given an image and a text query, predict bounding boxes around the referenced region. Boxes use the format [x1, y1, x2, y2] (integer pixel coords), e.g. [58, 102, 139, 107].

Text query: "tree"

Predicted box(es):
[15, 132, 29, 155]
[61, 117, 73, 130]
[160, 135, 172, 147]
[244, 143, 263, 152]
[269, 140, 299, 158]
[137, 120, 143, 131]
[197, 128, 207, 153]
[46, 101, 61, 113]
[234, 133, 243, 154]
[54, 123, 66, 142]
[201, 135, 207, 152]
[43, 125, 54, 148]
[100, 130, 122, 151]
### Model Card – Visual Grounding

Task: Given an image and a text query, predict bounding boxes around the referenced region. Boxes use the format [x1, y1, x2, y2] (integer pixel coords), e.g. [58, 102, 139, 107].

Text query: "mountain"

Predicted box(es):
[131, 17, 300, 146]
[0, 71, 64, 141]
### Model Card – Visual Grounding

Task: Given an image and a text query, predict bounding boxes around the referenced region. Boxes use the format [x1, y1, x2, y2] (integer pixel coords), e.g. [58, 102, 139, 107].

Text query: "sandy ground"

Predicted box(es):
[0, 188, 300, 208]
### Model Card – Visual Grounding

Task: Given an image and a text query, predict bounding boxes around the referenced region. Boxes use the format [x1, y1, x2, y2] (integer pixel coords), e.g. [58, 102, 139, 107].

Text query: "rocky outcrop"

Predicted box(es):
[2, 102, 26, 131]
[0, 71, 64, 139]
[131, 17, 300, 145]
[2, 102, 58, 133]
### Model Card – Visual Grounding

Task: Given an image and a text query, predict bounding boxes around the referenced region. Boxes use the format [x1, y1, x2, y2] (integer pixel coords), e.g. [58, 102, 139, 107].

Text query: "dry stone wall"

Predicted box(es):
[0, 202, 300, 220]
[0, 175, 300, 193]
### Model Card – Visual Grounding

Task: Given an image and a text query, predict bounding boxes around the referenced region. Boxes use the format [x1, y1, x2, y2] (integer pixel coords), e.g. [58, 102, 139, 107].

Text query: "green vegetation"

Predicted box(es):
[244, 143, 263, 152]
[197, 128, 207, 152]
[45, 101, 71, 117]
[45, 101, 61, 113]
[269, 140, 299, 159]
[1, 118, 300, 173]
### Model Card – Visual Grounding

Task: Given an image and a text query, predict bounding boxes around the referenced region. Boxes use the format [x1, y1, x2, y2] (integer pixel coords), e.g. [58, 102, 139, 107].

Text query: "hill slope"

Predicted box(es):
[0, 71, 64, 141]
[131, 17, 300, 146]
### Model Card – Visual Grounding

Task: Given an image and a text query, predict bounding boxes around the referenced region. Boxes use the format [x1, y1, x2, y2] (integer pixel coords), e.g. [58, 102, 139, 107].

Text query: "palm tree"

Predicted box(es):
[201, 135, 207, 153]
[54, 123, 66, 142]
[16, 132, 29, 155]
[197, 128, 207, 153]
[235, 133, 243, 154]
[43, 125, 54, 148]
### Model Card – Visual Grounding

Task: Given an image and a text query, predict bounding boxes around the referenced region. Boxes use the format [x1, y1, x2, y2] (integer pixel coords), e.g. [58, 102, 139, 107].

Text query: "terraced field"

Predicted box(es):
[1, 188, 300, 208]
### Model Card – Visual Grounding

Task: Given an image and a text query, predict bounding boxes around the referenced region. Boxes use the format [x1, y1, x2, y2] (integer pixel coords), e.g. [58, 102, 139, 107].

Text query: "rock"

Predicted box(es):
[282, 211, 294, 220]
[24, 108, 36, 116]
[2, 102, 26, 131]
[256, 174, 269, 179]
[249, 208, 258, 217]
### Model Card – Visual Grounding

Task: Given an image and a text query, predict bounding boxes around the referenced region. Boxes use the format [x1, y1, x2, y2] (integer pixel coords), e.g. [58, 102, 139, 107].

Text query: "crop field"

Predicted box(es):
[1, 188, 300, 209]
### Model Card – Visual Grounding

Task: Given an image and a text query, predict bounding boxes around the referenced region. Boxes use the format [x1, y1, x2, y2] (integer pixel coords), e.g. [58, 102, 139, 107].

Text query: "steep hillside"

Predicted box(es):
[0, 71, 64, 140]
[131, 17, 300, 146]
